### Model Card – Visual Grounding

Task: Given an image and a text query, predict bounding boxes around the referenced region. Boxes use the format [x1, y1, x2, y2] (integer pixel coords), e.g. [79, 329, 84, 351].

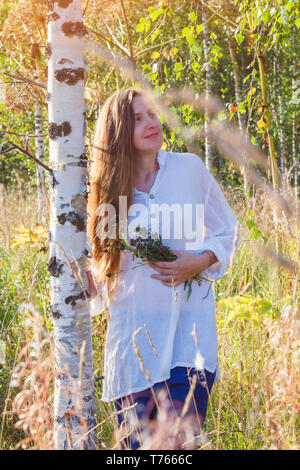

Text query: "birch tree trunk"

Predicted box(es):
[201, 4, 213, 171]
[257, 50, 280, 190]
[292, 48, 298, 201]
[47, 0, 96, 450]
[34, 101, 46, 223]
[271, 52, 285, 190]
[227, 35, 249, 194]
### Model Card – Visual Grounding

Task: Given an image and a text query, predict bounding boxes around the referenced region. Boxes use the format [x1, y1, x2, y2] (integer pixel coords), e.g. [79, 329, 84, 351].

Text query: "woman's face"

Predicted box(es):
[132, 95, 163, 157]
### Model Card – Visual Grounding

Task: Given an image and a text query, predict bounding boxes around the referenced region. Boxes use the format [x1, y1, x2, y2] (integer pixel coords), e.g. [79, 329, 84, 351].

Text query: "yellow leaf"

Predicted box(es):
[161, 142, 167, 150]
[257, 119, 265, 128]
[151, 51, 160, 59]
[257, 106, 263, 115]
[169, 47, 178, 59]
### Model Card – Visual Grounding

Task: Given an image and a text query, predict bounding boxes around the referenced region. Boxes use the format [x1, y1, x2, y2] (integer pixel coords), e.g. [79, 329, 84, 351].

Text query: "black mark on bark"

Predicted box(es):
[61, 21, 87, 37]
[48, 256, 64, 277]
[65, 290, 89, 306]
[51, 306, 62, 320]
[57, 211, 85, 231]
[78, 152, 88, 167]
[51, 172, 59, 188]
[54, 67, 84, 86]
[48, 121, 72, 139]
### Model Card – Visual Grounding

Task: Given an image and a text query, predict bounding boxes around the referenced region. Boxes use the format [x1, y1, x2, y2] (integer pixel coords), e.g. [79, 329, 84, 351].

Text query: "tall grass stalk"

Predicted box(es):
[0, 176, 298, 449]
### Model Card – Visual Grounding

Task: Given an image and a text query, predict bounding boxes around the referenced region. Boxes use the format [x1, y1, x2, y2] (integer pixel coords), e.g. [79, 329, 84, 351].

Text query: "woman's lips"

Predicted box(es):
[145, 132, 160, 139]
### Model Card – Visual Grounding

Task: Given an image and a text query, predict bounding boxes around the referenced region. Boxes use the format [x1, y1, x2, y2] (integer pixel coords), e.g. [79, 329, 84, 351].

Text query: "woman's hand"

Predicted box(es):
[87, 270, 97, 299]
[149, 250, 212, 288]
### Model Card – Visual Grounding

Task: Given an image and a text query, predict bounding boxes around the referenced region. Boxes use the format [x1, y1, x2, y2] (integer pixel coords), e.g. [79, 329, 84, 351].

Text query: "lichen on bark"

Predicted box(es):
[54, 67, 85, 86]
[48, 256, 64, 277]
[61, 21, 87, 37]
[65, 290, 89, 306]
[48, 121, 72, 140]
[57, 210, 85, 232]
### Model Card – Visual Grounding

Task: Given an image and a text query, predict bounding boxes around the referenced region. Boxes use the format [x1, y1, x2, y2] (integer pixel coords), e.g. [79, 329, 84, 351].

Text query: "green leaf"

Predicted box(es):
[238, 102, 246, 114]
[191, 61, 200, 73]
[189, 11, 197, 23]
[236, 33, 245, 45]
[262, 10, 270, 25]
[151, 29, 160, 42]
[186, 33, 196, 46]
[136, 23, 145, 33]
[295, 17, 300, 28]
[191, 42, 202, 56]
[246, 219, 256, 230]
[250, 228, 262, 240]
[182, 27, 190, 37]
[149, 7, 165, 21]
[174, 62, 183, 72]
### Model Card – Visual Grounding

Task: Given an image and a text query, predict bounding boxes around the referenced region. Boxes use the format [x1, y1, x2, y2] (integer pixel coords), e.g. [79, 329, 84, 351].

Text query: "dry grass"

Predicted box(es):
[0, 176, 298, 450]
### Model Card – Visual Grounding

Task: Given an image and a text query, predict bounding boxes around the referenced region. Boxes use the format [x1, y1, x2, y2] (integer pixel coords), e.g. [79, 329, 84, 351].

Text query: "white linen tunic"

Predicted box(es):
[90, 149, 241, 402]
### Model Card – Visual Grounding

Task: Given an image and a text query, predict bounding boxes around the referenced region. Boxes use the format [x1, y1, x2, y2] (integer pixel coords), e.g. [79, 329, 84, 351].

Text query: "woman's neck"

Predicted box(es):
[134, 150, 159, 180]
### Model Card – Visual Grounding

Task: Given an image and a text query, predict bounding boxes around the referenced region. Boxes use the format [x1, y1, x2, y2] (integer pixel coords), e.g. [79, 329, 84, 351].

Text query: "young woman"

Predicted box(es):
[87, 88, 240, 449]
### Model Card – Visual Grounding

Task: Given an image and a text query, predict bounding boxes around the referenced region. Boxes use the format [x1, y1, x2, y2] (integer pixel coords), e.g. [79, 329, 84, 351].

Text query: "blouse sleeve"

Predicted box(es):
[199, 172, 241, 280]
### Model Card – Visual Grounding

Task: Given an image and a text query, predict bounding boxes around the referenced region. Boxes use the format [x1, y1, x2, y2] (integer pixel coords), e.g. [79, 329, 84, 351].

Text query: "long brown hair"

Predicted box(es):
[87, 88, 140, 299]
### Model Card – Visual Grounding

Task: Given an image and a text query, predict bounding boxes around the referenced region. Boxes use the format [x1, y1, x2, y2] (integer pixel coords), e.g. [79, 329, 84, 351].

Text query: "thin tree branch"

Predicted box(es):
[3, 72, 47, 90]
[135, 36, 185, 57]
[120, 0, 134, 60]
[199, 0, 252, 33]
[85, 26, 130, 57]
[5, 141, 52, 174]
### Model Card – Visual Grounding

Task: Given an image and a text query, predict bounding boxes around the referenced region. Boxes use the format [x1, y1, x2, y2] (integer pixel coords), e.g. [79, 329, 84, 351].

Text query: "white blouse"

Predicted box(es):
[90, 149, 240, 402]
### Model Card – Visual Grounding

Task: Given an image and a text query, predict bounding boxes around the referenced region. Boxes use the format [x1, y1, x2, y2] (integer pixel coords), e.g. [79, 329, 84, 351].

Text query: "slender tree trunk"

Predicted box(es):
[257, 50, 280, 190]
[257, 49, 281, 295]
[31, 45, 47, 221]
[292, 48, 298, 200]
[201, 4, 213, 170]
[271, 53, 286, 189]
[227, 36, 249, 194]
[47, 0, 96, 450]
[34, 100, 46, 223]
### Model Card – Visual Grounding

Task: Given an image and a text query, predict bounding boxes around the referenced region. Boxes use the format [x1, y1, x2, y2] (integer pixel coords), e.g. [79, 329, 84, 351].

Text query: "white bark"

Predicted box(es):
[34, 101, 46, 223]
[201, 5, 213, 171]
[47, 0, 95, 450]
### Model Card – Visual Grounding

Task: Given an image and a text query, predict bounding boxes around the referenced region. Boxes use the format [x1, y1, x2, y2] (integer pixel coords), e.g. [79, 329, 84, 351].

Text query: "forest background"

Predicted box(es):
[0, 0, 299, 450]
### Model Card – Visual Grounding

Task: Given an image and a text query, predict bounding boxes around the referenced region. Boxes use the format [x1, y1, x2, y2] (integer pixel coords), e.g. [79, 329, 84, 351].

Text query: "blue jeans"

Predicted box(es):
[113, 366, 216, 450]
